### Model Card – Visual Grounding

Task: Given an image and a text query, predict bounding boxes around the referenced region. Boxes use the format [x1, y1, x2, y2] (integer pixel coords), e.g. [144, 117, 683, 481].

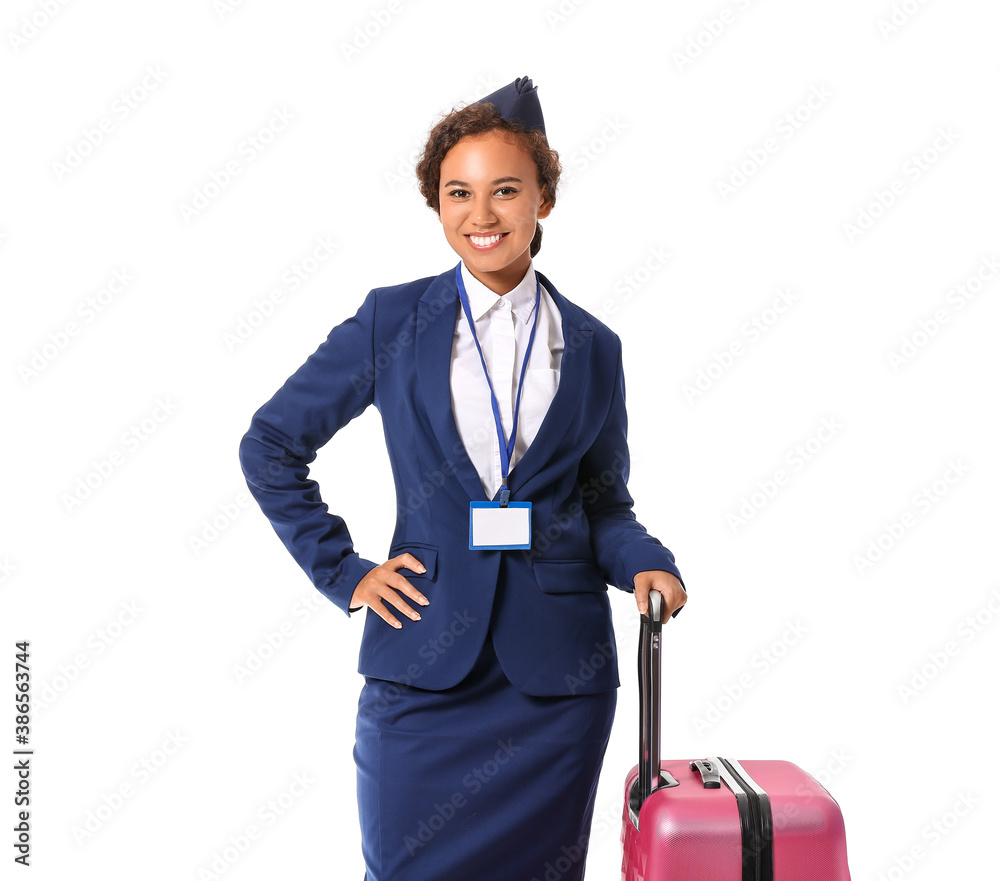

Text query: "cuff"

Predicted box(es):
[317, 554, 380, 617]
[621, 545, 686, 618]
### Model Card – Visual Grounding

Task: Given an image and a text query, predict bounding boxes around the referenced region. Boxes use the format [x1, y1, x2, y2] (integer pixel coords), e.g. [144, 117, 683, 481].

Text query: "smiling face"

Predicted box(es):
[438, 130, 552, 295]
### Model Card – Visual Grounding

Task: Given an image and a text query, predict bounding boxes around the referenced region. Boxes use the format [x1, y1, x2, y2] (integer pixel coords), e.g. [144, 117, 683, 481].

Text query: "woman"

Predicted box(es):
[239, 75, 686, 881]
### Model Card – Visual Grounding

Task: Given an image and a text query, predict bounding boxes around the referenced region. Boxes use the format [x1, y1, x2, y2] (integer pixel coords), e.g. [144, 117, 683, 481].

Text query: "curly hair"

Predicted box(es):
[415, 101, 561, 257]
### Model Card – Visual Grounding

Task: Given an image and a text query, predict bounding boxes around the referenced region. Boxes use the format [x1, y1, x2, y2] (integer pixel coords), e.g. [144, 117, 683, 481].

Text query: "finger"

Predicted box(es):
[390, 553, 426, 576]
[381, 586, 422, 622]
[368, 598, 403, 630]
[665, 579, 687, 617]
[634, 581, 650, 613]
[390, 572, 430, 606]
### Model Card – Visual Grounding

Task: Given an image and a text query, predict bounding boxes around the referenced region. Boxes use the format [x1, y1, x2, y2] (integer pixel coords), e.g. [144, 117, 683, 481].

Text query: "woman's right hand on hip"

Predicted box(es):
[350, 554, 430, 629]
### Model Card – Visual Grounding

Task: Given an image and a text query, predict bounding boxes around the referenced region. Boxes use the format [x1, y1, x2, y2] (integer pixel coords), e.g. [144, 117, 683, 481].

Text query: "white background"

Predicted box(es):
[2, 0, 998, 878]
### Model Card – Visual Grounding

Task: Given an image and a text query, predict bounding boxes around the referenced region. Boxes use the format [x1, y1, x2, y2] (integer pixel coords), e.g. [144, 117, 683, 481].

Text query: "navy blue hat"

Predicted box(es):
[473, 75, 546, 137]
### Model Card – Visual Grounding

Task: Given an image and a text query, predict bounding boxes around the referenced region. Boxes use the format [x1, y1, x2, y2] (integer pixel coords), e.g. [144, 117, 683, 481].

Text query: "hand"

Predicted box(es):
[350, 554, 430, 629]
[633, 570, 686, 618]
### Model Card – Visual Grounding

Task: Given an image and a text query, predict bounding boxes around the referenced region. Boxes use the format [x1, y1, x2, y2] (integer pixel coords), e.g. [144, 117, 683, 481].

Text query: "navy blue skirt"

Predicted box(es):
[354, 628, 617, 881]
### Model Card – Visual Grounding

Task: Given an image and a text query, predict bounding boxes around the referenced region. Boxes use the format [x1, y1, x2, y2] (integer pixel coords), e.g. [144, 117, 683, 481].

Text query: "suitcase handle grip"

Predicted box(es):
[637, 589, 665, 807]
[689, 758, 722, 788]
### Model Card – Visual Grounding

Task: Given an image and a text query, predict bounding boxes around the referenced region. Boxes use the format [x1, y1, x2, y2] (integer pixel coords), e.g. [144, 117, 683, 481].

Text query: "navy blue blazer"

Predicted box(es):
[239, 264, 683, 696]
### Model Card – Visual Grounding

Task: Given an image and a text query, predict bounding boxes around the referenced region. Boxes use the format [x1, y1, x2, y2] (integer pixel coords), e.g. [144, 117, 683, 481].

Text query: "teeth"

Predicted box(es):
[470, 233, 504, 246]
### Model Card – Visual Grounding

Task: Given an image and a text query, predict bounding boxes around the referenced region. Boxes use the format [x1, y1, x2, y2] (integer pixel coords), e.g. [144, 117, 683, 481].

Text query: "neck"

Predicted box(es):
[464, 256, 531, 295]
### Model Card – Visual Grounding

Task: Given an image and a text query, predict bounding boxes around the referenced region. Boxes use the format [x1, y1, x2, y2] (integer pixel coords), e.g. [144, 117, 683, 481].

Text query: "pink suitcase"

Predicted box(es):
[620, 592, 851, 880]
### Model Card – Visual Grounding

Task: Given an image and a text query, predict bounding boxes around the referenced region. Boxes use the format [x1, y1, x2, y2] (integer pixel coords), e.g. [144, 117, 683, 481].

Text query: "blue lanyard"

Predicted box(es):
[454, 262, 541, 507]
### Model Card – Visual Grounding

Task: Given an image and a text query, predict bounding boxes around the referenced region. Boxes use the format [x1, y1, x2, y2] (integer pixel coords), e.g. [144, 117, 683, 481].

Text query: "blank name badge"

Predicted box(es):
[469, 501, 532, 550]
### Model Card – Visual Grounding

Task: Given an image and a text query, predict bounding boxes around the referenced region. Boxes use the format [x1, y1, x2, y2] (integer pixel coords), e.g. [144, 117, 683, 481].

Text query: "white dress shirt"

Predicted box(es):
[450, 260, 564, 499]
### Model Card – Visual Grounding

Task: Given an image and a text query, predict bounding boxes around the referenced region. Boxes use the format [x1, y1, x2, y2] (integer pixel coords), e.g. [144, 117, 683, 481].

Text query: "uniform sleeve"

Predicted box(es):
[576, 337, 686, 616]
[238, 289, 381, 616]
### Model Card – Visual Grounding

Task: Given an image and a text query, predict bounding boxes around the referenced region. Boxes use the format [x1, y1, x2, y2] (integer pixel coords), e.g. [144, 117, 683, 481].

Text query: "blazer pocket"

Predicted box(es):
[533, 559, 609, 594]
[388, 542, 438, 580]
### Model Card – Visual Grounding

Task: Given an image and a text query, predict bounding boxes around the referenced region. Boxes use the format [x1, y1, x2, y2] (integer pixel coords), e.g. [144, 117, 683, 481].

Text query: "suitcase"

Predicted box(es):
[620, 591, 852, 880]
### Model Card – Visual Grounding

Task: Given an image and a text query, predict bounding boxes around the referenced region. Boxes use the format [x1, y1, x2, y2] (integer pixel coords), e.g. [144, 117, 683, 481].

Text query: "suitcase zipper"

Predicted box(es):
[724, 758, 774, 881]
[712, 757, 757, 881]
[712, 757, 774, 881]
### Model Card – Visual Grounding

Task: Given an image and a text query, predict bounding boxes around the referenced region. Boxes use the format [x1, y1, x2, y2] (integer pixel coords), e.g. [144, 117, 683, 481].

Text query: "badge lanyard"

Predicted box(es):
[454, 261, 541, 508]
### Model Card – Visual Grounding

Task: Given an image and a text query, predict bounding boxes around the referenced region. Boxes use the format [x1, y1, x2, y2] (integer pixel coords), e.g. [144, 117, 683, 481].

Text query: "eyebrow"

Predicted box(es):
[442, 176, 523, 188]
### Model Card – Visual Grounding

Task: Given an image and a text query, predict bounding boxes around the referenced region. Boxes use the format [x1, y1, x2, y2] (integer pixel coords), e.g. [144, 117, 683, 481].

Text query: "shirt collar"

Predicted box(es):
[460, 260, 539, 325]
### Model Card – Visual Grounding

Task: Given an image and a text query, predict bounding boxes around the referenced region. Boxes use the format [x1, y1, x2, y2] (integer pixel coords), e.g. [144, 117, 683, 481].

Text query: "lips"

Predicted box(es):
[467, 232, 509, 250]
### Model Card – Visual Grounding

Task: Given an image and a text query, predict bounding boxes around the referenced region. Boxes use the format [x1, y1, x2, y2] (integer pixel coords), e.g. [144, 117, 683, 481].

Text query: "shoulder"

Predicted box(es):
[535, 269, 622, 354]
[339, 269, 452, 334]
[370, 272, 441, 301]
[363, 268, 457, 321]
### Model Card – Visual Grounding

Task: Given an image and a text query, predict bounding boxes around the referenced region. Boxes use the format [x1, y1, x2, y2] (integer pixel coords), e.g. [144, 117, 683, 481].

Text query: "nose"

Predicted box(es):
[471, 195, 497, 225]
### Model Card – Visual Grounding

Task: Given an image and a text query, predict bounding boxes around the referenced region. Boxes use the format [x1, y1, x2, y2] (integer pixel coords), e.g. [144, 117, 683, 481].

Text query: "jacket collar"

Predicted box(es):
[459, 260, 540, 325]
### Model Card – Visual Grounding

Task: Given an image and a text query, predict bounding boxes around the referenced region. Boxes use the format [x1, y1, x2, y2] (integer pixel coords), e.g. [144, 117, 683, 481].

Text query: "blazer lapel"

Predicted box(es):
[506, 269, 594, 499]
[414, 268, 491, 502]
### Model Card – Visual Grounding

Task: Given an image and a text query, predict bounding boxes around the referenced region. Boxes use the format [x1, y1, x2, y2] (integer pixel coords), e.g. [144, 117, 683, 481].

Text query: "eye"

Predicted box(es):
[495, 186, 518, 197]
[446, 188, 469, 198]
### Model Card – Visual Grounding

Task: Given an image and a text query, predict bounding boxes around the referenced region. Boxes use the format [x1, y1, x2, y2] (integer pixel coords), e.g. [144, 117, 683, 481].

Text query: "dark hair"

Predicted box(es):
[415, 101, 561, 257]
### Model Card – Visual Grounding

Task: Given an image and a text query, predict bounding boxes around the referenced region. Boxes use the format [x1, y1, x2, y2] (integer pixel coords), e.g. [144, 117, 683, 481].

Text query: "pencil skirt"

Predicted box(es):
[353, 629, 617, 881]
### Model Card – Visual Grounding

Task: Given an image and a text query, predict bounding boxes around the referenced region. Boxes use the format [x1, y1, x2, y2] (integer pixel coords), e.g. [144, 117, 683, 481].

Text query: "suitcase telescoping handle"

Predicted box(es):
[629, 590, 680, 828]
[637, 589, 666, 804]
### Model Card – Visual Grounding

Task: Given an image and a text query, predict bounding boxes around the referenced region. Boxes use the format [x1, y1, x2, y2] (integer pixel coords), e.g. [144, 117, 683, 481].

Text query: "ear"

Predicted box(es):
[537, 189, 553, 220]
